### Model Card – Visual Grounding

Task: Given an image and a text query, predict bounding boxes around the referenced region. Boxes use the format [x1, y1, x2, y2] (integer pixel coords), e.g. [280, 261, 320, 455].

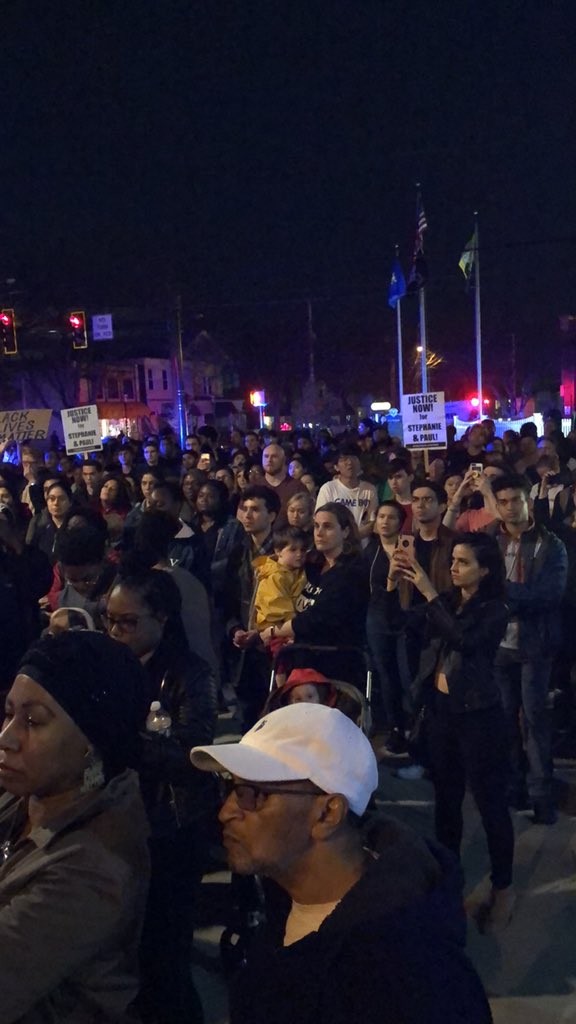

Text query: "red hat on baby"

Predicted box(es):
[281, 668, 336, 705]
[283, 668, 330, 691]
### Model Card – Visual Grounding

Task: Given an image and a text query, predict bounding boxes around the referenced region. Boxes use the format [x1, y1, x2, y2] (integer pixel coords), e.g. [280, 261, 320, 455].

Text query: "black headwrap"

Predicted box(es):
[18, 632, 148, 779]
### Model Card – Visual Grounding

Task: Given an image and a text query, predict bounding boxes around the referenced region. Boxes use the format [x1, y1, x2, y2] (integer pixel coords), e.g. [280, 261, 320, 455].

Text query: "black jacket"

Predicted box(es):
[0, 546, 53, 686]
[230, 819, 491, 1024]
[139, 635, 218, 836]
[409, 592, 509, 714]
[292, 555, 369, 648]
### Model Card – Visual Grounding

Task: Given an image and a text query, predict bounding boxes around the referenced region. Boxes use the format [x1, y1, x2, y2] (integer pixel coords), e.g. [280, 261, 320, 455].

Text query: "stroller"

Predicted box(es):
[264, 642, 374, 737]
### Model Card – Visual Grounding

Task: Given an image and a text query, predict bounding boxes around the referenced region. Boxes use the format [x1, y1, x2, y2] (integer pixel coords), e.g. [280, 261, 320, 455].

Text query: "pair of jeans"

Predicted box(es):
[366, 605, 404, 732]
[427, 693, 514, 890]
[494, 649, 553, 802]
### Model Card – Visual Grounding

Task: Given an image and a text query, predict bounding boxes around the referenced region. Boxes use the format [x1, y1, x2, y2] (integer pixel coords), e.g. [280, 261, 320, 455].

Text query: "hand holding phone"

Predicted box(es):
[398, 534, 415, 560]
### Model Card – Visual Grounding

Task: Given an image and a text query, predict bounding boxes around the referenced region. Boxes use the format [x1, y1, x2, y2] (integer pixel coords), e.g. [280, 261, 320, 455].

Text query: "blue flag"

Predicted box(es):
[388, 259, 407, 309]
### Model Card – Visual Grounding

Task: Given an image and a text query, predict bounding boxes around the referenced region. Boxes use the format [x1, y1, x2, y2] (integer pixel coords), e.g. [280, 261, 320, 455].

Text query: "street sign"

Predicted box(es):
[401, 391, 447, 449]
[92, 313, 114, 341]
[61, 404, 103, 455]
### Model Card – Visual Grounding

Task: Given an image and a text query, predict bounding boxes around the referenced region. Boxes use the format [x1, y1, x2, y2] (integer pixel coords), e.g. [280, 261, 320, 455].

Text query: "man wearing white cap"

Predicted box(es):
[191, 704, 491, 1024]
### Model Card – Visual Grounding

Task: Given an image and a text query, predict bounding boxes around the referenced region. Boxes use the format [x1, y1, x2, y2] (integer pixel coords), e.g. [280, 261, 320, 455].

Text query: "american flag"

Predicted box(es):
[407, 192, 428, 291]
[414, 194, 428, 254]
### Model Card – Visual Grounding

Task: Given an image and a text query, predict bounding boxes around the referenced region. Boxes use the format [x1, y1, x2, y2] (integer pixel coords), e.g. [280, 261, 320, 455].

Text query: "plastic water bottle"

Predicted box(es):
[146, 700, 172, 737]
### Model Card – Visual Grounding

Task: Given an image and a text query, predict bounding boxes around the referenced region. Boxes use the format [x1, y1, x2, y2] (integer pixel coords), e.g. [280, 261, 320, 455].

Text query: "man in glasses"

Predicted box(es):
[53, 526, 116, 627]
[191, 703, 492, 1024]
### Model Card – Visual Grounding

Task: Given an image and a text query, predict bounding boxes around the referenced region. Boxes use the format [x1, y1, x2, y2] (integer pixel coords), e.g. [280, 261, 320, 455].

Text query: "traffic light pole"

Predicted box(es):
[173, 295, 188, 448]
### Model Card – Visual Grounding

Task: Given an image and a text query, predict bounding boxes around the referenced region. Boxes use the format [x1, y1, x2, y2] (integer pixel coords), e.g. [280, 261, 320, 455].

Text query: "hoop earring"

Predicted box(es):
[82, 750, 105, 793]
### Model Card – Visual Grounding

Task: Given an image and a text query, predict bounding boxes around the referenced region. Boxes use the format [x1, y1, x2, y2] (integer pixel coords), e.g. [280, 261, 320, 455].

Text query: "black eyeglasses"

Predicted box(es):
[102, 611, 154, 634]
[218, 776, 322, 812]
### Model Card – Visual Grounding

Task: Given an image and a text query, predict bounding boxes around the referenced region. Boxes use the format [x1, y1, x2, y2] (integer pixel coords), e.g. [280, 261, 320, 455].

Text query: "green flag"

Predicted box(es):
[459, 227, 477, 280]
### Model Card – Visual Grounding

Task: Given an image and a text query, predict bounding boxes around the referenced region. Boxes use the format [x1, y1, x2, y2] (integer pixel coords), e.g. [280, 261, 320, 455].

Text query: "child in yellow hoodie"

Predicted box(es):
[252, 526, 309, 633]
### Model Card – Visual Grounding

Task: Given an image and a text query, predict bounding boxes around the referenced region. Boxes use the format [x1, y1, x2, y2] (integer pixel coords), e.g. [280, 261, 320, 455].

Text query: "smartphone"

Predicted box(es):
[471, 463, 483, 476]
[398, 534, 415, 560]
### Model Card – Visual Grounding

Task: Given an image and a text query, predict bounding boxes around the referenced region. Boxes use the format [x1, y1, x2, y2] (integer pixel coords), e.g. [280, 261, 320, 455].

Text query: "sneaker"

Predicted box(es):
[393, 764, 426, 781]
[375, 729, 410, 761]
[385, 728, 409, 754]
[532, 801, 558, 825]
[474, 886, 516, 935]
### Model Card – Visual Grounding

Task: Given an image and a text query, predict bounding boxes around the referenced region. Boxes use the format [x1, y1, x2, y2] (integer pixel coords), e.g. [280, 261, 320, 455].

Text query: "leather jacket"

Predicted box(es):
[409, 592, 509, 714]
[139, 636, 218, 836]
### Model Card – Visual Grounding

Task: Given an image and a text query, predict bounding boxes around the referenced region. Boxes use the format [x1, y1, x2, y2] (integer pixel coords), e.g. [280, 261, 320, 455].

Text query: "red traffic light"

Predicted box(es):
[1, 308, 17, 355]
[68, 310, 88, 349]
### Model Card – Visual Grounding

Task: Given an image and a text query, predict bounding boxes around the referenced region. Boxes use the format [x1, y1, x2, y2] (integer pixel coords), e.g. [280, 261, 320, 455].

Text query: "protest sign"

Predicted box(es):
[0, 408, 53, 443]
[401, 391, 447, 449]
[61, 404, 103, 455]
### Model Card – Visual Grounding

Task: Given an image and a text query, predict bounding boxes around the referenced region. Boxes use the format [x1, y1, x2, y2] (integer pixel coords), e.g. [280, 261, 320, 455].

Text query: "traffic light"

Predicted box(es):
[69, 310, 88, 350]
[0, 309, 17, 355]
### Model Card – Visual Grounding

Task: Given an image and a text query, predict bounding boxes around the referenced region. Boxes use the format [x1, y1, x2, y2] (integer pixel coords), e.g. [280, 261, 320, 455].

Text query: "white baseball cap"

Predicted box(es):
[190, 703, 378, 816]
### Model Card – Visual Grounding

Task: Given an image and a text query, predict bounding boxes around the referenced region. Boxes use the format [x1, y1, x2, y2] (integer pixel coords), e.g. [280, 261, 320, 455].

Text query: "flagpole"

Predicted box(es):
[419, 288, 428, 392]
[394, 244, 404, 404]
[415, 183, 428, 391]
[396, 302, 404, 404]
[473, 212, 483, 417]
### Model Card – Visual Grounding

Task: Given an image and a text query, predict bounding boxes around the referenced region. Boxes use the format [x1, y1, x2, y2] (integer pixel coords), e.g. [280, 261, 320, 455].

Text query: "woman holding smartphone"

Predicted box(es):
[388, 532, 514, 932]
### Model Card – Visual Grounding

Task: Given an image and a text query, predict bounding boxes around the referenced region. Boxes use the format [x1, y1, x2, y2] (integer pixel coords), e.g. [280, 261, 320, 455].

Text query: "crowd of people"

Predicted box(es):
[1, 412, 575, 1022]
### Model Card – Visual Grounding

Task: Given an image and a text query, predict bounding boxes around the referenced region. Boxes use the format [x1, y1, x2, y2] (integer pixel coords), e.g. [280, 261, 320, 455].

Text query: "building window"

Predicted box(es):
[147, 369, 154, 391]
[162, 369, 168, 391]
[122, 379, 134, 400]
[202, 376, 212, 395]
[107, 376, 119, 400]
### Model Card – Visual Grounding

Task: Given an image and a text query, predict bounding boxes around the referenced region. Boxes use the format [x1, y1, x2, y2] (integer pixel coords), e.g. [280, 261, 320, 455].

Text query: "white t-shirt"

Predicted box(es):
[284, 899, 340, 946]
[529, 481, 564, 516]
[315, 478, 378, 528]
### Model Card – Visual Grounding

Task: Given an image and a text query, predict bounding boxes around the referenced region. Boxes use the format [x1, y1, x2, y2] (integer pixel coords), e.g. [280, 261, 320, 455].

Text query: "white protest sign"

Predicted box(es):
[92, 314, 114, 340]
[0, 408, 53, 443]
[61, 404, 103, 455]
[401, 391, 447, 449]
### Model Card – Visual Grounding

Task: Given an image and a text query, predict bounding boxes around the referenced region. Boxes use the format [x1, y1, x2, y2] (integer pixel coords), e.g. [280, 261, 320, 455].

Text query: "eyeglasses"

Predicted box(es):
[102, 612, 154, 634]
[412, 495, 436, 504]
[218, 776, 322, 812]
[64, 574, 99, 587]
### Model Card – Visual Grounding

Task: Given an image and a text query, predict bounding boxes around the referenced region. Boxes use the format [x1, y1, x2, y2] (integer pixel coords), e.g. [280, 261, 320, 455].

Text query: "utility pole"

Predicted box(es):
[307, 300, 316, 384]
[511, 333, 517, 415]
[172, 295, 187, 447]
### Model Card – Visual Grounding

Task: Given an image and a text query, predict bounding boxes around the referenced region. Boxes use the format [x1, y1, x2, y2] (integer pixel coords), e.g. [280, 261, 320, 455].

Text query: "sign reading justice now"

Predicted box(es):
[61, 404, 103, 456]
[401, 391, 447, 449]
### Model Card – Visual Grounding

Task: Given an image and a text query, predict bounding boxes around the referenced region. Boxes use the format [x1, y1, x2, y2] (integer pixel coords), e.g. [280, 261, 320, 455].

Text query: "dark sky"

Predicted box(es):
[2, 0, 576, 396]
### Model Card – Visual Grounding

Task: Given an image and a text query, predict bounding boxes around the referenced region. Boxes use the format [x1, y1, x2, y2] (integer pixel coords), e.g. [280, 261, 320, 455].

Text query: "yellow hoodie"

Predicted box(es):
[252, 556, 307, 631]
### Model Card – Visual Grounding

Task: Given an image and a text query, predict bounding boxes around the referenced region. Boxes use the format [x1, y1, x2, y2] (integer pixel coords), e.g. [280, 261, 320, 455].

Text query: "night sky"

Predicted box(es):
[2, 0, 576, 398]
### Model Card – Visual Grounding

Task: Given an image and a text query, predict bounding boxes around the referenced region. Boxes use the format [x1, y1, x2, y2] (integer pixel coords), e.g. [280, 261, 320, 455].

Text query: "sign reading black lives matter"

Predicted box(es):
[401, 391, 447, 449]
[61, 404, 103, 456]
[0, 409, 53, 444]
